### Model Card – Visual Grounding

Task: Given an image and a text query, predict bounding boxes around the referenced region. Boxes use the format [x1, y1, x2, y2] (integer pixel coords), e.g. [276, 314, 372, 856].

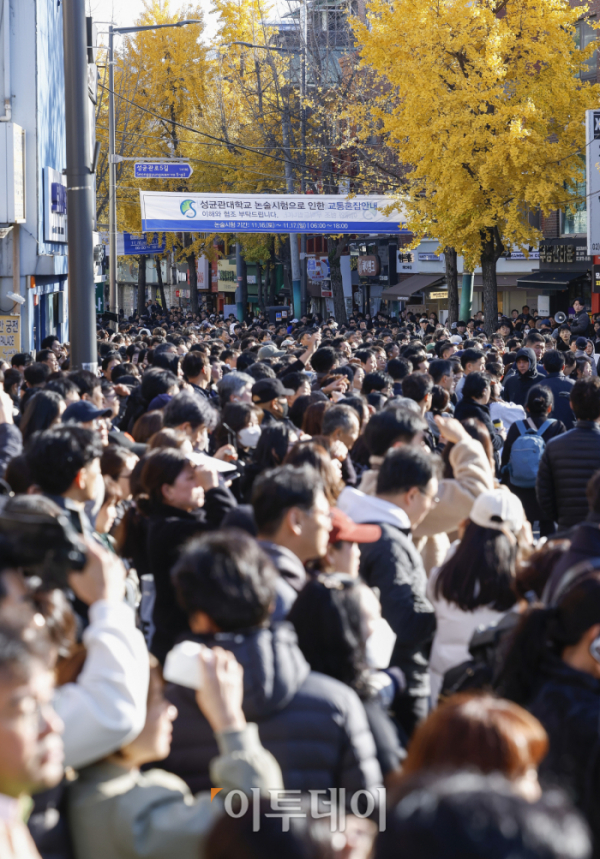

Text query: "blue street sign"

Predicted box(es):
[134, 162, 193, 179]
[123, 233, 166, 255]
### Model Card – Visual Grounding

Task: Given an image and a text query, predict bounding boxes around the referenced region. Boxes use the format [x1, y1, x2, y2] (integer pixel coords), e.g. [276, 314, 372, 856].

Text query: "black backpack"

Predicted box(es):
[439, 612, 520, 701]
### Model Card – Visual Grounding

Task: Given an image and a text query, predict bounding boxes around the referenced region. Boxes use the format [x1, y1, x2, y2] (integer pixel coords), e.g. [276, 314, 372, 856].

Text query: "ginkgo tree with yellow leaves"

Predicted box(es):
[356, 0, 600, 330]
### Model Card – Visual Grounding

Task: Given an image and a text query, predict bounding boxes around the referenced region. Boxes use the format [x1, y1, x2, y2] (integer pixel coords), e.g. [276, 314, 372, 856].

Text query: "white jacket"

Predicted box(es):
[426, 564, 505, 704]
[489, 400, 526, 433]
[54, 601, 149, 770]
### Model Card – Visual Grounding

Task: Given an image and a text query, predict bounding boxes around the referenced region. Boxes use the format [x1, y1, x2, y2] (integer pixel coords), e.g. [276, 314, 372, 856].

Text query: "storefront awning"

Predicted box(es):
[473, 274, 536, 290]
[381, 274, 445, 299]
[515, 271, 588, 291]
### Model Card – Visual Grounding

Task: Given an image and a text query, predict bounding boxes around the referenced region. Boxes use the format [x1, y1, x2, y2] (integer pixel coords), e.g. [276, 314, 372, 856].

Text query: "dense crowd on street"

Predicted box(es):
[3, 298, 600, 858]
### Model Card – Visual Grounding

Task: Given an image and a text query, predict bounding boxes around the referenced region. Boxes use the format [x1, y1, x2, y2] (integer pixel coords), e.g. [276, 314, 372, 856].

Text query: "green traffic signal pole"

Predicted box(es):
[460, 271, 474, 321]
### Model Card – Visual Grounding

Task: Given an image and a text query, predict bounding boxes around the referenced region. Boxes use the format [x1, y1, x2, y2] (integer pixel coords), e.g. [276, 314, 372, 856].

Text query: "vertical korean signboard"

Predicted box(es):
[0, 316, 20, 362]
[586, 110, 600, 256]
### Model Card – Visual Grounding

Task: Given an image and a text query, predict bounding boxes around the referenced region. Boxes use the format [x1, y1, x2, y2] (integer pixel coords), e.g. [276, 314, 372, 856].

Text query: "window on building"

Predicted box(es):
[574, 17, 598, 81]
[562, 181, 587, 235]
[562, 155, 587, 236]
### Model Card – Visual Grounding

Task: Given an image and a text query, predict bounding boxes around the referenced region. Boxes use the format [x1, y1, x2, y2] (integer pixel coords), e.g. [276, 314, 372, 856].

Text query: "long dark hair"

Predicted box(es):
[214, 403, 256, 448]
[434, 520, 517, 612]
[288, 577, 371, 699]
[526, 385, 553, 417]
[250, 423, 293, 471]
[20, 390, 64, 443]
[137, 448, 190, 512]
[496, 568, 600, 705]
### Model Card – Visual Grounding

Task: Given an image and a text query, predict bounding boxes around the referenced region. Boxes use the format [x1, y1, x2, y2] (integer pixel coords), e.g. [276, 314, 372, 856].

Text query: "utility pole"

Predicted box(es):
[63, 0, 97, 371]
[108, 24, 118, 321]
[106, 19, 201, 321]
[282, 108, 302, 318]
[300, 0, 308, 317]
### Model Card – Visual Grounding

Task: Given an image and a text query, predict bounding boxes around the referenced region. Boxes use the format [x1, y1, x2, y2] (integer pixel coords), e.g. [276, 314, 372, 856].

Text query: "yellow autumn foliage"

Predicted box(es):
[356, 0, 600, 319]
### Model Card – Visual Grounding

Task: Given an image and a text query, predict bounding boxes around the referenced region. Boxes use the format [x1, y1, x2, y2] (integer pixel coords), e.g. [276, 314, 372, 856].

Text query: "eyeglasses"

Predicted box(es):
[418, 487, 439, 504]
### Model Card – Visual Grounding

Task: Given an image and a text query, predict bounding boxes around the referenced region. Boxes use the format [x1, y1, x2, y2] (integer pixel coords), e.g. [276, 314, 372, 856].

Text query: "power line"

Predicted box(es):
[97, 81, 406, 191]
[97, 122, 384, 153]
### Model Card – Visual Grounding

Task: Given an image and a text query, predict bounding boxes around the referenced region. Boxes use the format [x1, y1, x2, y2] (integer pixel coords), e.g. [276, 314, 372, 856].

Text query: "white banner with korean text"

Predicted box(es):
[140, 192, 409, 235]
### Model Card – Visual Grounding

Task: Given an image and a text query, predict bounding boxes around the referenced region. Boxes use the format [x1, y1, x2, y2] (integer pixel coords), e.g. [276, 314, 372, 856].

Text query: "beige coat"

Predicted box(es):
[358, 440, 495, 574]
[68, 724, 283, 859]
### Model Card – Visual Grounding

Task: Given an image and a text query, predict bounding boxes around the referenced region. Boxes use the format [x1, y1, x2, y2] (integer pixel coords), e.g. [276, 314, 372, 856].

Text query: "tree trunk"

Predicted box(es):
[280, 235, 292, 297]
[137, 255, 146, 318]
[268, 240, 277, 306]
[328, 236, 349, 325]
[156, 256, 167, 311]
[257, 264, 266, 312]
[444, 247, 459, 327]
[480, 227, 504, 337]
[187, 250, 198, 315]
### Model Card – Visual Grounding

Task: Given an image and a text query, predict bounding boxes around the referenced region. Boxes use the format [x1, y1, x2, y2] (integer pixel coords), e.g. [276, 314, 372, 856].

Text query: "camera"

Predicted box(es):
[0, 495, 87, 589]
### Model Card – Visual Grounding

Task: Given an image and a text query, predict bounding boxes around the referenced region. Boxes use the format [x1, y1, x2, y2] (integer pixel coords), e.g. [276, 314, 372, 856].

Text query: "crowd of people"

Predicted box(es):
[2, 298, 600, 858]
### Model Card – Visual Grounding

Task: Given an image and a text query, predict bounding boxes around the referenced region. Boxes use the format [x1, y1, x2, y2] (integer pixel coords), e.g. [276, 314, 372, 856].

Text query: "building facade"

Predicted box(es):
[0, 0, 72, 354]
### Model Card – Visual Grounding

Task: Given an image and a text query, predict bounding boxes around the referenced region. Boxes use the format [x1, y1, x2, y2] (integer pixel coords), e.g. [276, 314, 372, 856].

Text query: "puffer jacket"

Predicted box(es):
[160, 623, 383, 795]
[526, 655, 600, 855]
[536, 421, 600, 529]
[337, 490, 436, 697]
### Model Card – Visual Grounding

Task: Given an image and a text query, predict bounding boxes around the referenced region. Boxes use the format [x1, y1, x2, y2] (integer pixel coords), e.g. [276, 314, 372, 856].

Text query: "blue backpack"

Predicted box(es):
[506, 419, 554, 488]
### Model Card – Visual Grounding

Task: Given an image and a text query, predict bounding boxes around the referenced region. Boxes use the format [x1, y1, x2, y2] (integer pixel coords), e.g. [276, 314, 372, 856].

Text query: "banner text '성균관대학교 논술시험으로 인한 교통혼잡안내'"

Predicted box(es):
[139, 192, 410, 235]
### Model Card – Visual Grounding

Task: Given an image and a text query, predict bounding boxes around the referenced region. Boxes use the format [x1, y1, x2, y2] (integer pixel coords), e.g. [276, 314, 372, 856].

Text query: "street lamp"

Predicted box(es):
[220, 34, 307, 317]
[107, 19, 202, 319]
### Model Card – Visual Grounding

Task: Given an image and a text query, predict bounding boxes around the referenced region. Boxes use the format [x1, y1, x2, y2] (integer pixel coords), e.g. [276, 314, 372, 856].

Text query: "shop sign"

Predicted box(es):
[357, 255, 380, 277]
[539, 242, 590, 266]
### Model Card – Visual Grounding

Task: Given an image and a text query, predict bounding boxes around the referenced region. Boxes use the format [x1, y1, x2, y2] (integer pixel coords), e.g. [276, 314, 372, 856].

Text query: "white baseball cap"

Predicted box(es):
[469, 490, 525, 534]
[450, 335, 463, 345]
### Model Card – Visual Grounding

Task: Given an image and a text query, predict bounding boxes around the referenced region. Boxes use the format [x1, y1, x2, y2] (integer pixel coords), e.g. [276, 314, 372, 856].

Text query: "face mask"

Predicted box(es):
[364, 618, 396, 670]
[196, 431, 209, 453]
[238, 425, 262, 448]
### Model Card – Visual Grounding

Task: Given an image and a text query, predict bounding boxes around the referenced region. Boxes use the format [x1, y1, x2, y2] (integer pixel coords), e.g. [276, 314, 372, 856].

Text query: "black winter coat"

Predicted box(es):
[160, 624, 383, 794]
[571, 309, 591, 337]
[147, 488, 237, 663]
[536, 421, 600, 529]
[544, 518, 600, 602]
[542, 372, 575, 429]
[453, 398, 503, 452]
[527, 655, 600, 856]
[358, 523, 436, 697]
[0, 424, 22, 478]
[502, 348, 542, 407]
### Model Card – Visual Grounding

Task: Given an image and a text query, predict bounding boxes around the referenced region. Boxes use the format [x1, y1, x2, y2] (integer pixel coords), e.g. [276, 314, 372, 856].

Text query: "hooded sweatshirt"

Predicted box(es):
[502, 347, 541, 406]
